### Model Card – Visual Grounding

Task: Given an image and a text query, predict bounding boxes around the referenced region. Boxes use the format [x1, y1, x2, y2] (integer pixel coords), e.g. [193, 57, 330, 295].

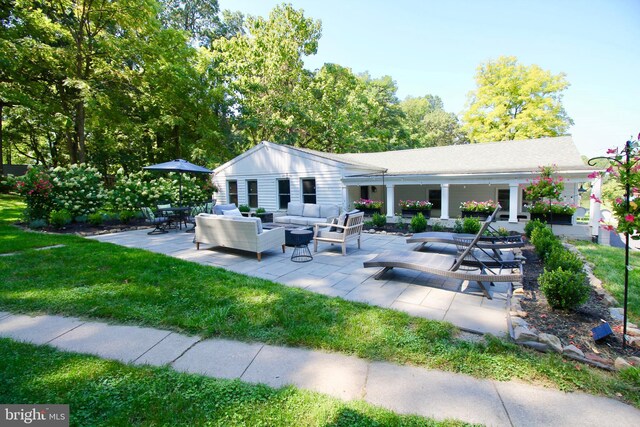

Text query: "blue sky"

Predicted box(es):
[219, 0, 639, 157]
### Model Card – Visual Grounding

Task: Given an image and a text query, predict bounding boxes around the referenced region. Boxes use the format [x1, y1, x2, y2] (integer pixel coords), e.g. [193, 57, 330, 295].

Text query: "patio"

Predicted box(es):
[89, 228, 513, 336]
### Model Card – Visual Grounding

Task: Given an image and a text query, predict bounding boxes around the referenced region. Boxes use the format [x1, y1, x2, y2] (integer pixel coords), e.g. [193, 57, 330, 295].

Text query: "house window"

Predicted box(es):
[360, 186, 369, 200]
[228, 180, 238, 206]
[302, 178, 316, 204]
[428, 189, 441, 209]
[497, 189, 510, 210]
[247, 180, 258, 208]
[278, 179, 290, 209]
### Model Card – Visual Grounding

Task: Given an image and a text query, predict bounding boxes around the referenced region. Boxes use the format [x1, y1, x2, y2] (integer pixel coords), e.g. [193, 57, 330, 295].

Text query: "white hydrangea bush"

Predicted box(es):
[49, 164, 106, 217]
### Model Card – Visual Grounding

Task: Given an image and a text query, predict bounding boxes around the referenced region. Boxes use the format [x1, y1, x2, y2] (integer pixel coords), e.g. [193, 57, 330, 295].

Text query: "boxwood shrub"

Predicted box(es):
[539, 267, 589, 309]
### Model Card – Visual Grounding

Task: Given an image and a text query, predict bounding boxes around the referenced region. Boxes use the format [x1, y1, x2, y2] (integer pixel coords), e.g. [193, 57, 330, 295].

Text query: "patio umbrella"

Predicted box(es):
[143, 159, 212, 207]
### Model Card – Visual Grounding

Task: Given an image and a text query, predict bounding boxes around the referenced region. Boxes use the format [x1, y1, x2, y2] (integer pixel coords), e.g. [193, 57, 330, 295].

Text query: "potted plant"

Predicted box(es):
[399, 200, 433, 218]
[527, 201, 577, 225]
[459, 200, 498, 220]
[353, 198, 383, 216]
[255, 207, 273, 223]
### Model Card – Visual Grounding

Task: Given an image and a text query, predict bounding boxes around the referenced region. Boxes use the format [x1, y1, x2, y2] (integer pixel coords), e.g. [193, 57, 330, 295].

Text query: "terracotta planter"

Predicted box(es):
[530, 212, 573, 225]
[401, 209, 431, 219]
[460, 210, 490, 221]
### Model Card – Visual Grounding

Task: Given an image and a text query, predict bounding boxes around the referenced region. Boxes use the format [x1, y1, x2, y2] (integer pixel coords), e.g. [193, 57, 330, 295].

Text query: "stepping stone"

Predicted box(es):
[172, 338, 263, 379]
[0, 314, 84, 344]
[134, 333, 201, 366]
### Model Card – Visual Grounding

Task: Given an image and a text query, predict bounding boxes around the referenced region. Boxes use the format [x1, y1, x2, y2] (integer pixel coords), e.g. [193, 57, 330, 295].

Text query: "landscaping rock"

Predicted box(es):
[627, 356, 640, 366]
[562, 345, 584, 358]
[513, 325, 538, 343]
[510, 317, 529, 328]
[585, 353, 612, 366]
[628, 337, 640, 349]
[615, 357, 632, 370]
[626, 327, 640, 337]
[512, 288, 525, 296]
[538, 333, 563, 353]
[603, 295, 618, 306]
[609, 307, 624, 321]
[521, 341, 550, 352]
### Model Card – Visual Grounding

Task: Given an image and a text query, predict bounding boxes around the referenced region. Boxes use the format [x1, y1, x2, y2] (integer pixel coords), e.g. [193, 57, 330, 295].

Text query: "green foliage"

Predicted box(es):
[545, 247, 584, 273]
[539, 268, 589, 310]
[256, 207, 266, 214]
[28, 219, 47, 229]
[452, 219, 464, 233]
[11, 167, 54, 222]
[497, 227, 510, 237]
[431, 220, 445, 232]
[238, 205, 251, 212]
[462, 56, 573, 143]
[118, 210, 136, 224]
[524, 218, 547, 239]
[49, 164, 106, 217]
[410, 213, 427, 232]
[531, 226, 562, 261]
[48, 209, 72, 229]
[399, 95, 466, 148]
[74, 215, 88, 223]
[524, 166, 565, 202]
[87, 212, 104, 226]
[462, 217, 481, 234]
[372, 212, 387, 227]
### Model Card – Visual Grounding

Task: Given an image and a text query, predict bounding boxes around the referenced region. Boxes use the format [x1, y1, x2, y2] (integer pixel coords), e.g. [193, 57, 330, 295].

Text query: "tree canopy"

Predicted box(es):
[461, 56, 573, 143]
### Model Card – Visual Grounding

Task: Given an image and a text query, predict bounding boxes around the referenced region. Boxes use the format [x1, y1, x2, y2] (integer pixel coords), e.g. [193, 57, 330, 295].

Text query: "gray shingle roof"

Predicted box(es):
[333, 136, 592, 175]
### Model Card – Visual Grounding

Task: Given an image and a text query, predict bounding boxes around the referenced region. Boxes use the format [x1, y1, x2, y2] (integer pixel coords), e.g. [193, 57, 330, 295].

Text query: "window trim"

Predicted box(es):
[227, 180, 238, 206]
[301, 178, 316, 204]
[277, 178, 291, 210]
[247, 179, 258, 208]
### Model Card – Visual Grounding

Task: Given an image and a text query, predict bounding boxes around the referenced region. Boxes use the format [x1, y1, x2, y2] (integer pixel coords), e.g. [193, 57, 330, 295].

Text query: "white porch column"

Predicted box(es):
[341, 185, 348, 211]
[589, 176, 603, 238]
[386, 184, 395, 217]
[440, 183, 450, 220]
[508, 183, 519, 223]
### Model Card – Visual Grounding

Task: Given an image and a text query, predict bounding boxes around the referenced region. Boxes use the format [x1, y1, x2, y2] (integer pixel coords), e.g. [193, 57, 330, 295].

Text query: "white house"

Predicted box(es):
[212, 136, 600, 236]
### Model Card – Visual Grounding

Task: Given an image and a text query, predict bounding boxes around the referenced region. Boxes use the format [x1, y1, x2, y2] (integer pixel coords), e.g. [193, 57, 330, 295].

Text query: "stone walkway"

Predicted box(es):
[89, 229, 511, 335]
[1, 311, 638, 426]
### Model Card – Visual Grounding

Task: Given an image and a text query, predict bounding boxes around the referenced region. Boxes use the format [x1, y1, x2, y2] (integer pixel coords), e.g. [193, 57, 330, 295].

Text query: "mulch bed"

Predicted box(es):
[21, 218, 152, 236]
[519, 243, 640, 363]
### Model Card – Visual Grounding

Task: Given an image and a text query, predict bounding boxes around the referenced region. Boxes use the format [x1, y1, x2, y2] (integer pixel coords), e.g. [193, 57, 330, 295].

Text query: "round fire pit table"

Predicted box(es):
[290, 229, 313, 263]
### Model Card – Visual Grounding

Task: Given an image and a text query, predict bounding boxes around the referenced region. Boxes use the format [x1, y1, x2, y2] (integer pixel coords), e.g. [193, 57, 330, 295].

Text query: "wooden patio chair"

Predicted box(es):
[313, 211, 365, 255]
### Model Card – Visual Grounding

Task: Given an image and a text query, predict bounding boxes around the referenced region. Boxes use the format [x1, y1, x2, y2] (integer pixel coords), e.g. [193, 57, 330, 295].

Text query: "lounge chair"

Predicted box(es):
[363, 215, 523, 299]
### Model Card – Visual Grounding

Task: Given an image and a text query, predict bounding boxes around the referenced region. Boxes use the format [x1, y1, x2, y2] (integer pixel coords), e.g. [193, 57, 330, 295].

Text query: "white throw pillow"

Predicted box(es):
[223, 208, 243, 217]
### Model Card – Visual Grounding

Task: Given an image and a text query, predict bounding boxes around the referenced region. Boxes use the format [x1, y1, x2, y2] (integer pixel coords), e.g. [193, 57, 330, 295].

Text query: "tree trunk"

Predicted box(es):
[0, 103, 4, 176]
[75, 100, 86, 163]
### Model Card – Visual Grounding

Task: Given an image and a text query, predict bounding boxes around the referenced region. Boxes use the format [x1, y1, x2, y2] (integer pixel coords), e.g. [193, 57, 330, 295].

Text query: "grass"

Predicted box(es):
[572, 240, 640, 323]
[0, 339, 462, 427]
[1, 194, 639, 408]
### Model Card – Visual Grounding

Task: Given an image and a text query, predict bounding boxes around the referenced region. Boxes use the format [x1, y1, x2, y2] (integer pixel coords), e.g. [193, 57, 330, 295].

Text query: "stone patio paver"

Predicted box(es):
[134, 332, 201, 366]
[0, 314, 84, 344]
[171, 338, 263, 379]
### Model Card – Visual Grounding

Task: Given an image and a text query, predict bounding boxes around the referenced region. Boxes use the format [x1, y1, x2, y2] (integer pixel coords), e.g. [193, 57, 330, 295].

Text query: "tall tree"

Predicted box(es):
[399, 95, 465, 147]
[461, 56, 573, 143]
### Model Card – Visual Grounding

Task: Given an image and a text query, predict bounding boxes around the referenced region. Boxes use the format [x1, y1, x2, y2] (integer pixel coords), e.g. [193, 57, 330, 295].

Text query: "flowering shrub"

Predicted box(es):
[527, 201, 577, 215]
[354, 199, 383, 209]
[49, 164, 106, 217]
[399, 200, 433, 210]
[12, 166, 55, 221]
[459, 200, 498, 213]
[523, 165, 564, 201]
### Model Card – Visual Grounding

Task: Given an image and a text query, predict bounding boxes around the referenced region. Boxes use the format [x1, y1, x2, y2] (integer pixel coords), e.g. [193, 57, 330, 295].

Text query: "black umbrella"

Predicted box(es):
[143, 159, 212, 207]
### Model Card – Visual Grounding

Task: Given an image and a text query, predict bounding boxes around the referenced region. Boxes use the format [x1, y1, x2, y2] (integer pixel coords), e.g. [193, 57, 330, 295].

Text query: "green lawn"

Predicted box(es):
[1, 194, 639, 408]
[0, 339, 461, 427]
[573, 240, 640, 323]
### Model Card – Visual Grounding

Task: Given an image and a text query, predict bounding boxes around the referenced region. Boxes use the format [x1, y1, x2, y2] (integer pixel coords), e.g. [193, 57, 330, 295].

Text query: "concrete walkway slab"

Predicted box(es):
[496, 380, 640, 427]
[0, 311, 13, 320]
[134, 332, 201, 366]
[0, 314, 84, 344]
[241, 344, 368, 401]
[48, 321, 171, 363]
[172, 338, 263, 379]
[365, 361, 511, 426]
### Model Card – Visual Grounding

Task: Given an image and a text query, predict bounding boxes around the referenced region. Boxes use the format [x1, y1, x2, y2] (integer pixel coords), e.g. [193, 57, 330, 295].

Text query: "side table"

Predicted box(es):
[290, 229, 313, 263]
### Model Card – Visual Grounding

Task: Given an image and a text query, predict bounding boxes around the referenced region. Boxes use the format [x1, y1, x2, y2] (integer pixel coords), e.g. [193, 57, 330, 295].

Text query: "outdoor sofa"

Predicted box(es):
[195, 213, 285, 261]
[274, 202, 340, 226]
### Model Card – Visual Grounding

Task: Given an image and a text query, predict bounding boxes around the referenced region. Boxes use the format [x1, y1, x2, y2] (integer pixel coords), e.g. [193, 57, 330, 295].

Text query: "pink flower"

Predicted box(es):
[590, 194, 602, 203]
[607, 148, 617, 154]
[606, 166, 615, 174]
[616, 197, 623, 204]
[625, 214, 635, 223]
[587, 171, 599, 179]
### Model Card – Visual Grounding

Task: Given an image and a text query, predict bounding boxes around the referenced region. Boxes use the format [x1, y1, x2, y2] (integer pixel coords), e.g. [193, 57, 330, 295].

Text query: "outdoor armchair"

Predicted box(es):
[313, 211, 364, 255]
[141, 207, 171, 235]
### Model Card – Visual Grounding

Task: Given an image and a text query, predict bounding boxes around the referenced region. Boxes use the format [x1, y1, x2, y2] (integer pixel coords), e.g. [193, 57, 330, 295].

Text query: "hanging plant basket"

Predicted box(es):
[530, 212, 573, 225]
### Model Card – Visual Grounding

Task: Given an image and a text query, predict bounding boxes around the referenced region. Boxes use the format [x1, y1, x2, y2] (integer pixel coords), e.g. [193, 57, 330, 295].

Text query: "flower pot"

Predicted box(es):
[401, 209, 431, 219]
[530, 212, 573, 225]
[460, 210, 490, 220]
[359, 207, 382, 216]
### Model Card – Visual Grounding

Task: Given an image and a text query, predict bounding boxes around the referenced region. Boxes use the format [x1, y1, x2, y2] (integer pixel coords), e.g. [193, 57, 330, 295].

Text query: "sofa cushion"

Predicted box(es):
[274, 216, 292, 224]
[213, 203, 237, 215]
[303, 203, 321, 218]
[320, 204, 339, 219]
[316, 230, 344, 241]
[223, 208, 243, 217]
[287, 202, 304, 216]
[234, 216, 263, 234]
[290, 217, 311, 226]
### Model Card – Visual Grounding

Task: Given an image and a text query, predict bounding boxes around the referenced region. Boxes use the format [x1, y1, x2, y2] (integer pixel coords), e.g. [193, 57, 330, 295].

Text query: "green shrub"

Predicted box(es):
[531, 226, 561, 261]
[12, 166, 55, 222]
[372, 212, 387, 227]
[497, 226, 510, 237]
[524, 218, 547, 239]
[28, 219, 47, 229]
[364, 220, 374, 227]
[87, 212, 104, 226]
[118, 210, 136, 224]
[452, 219, 464, 233]
[238, 205, 251, 212]
[431, 220, 445, 232]
[74, 215, 88, 223]
[545, 247, 583, 273]
[256, 207, 266, 214]
[462, 217, 481, 234]
[539, 267, 590, 309]
[410, 213, 427, 233]
[49, 164, 106, 216]
[49, 209, 72, 229]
